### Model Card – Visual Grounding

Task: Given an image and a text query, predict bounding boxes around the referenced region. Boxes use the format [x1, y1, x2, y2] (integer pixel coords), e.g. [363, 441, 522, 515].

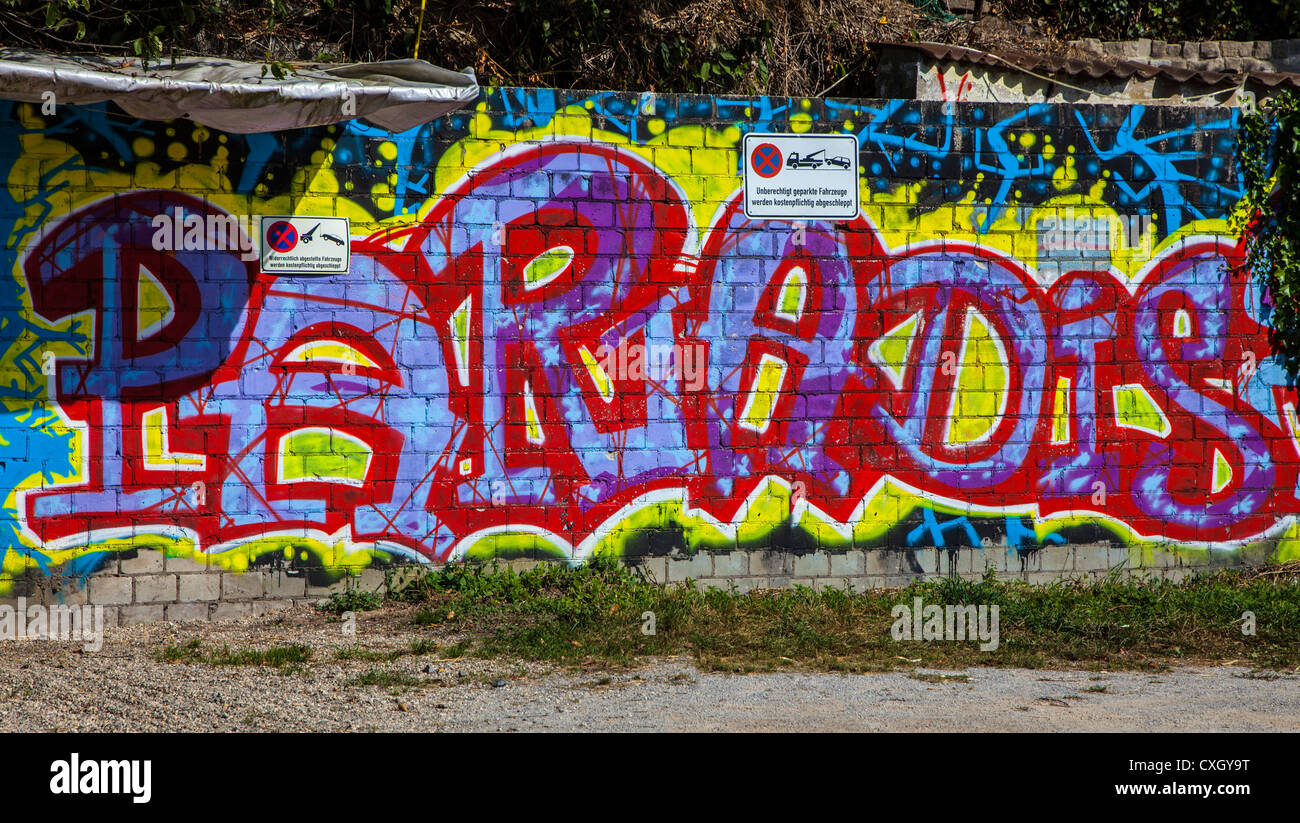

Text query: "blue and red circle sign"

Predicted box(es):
[266, 221, 298, 253]
[750, 143, 783, 178]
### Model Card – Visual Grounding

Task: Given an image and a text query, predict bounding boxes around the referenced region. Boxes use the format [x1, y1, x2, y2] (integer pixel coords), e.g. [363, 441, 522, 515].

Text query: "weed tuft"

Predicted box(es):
[317, 589, 384, 615]
[155, 640, 312, 668]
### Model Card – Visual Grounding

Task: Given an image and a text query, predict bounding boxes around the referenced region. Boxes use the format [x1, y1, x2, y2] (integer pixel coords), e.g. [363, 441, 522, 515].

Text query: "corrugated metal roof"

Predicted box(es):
[882, 41, 1300, 89]
[0, 49, 479, 133]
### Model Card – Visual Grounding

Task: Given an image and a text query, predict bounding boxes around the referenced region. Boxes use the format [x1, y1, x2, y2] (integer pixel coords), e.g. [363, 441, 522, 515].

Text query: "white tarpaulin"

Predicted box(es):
[0, 49, 478, 133]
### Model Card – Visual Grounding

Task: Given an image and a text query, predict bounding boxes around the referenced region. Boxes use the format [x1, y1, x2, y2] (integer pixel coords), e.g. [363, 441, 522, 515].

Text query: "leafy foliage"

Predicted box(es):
[0, 0, 210, 65]
[1235, 91, 1300, 384]
[1006, 0, 1300, 40]
[316, 587, 385, 614]
[0, 0, 962, 98]
[3, 1, 1294, 100]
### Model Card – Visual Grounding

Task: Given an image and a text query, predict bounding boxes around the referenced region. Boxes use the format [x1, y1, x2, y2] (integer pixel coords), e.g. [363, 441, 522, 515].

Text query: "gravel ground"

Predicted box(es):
[1, 605, 1297, 733]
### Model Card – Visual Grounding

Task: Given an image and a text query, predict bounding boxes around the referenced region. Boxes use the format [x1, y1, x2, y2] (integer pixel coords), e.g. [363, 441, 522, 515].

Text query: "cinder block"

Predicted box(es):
[211, 602, 253, 622]
[1162, 567, 1195, 584]
[1008, 549, 1032, 574]
[721, 576, 768, 594]
[1023, 571, 1065, 586]
[1137, 545, 1177, 569]
[121, 551, 165, 574]
[306, 580, 350, 598]
[813, 577, 849, 592]
[263, 575, 307, 598]
[356, 569, 387, 593]
[119, 604, 165, 626]
[53, 584, 90, 607]
[178, 574, 221, 602]
[666, 553, 712, 582]
[792, 551, 831, 578]
[635, 557, 667, 583]
[99, 606, 119, 630]
[907, 549, 943, 576]
[864, 550, 903, 576]
[501, 558, 545, 574]
[749, 550, 788, 576]
[165, 603, 211, 622]
[1036, 545, 1075, 573]
[882, 574, 918, 589]
[134, 574, 178, 603]
[939, 549, 969, 576]
[167, 555, 215, 573]
[1091, 567, 1134, 584]
[711, 552, 749, 577]
[1074, 545, 1114, 572]
[943, 547, 971, 575]
[222, 573, 264, 600]
[88, 552, 120, 577]
[971, 548, 1002, 575]
[830, 550, 864, 577]
[252, 600, 292, 617]
[88, 577, 132, 606]
[1108, 546, 1132, 571]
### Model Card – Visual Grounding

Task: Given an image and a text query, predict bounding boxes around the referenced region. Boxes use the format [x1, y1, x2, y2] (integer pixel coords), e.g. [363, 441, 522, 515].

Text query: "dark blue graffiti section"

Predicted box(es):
[478, 90, 1239, 238]
[22, 91, 1239, 239]
[845, 101, 1237, 235]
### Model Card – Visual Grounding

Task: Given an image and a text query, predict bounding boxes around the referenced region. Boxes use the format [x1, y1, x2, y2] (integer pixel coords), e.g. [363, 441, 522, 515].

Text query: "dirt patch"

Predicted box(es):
[1, 604, 1297, 732]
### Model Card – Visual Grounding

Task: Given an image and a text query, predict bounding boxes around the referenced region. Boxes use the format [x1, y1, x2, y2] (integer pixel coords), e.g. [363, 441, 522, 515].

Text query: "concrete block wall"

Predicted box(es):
[1, 549, 389, 625]
[0, 542, 1224, 627]
[0, 86, 1291, 623]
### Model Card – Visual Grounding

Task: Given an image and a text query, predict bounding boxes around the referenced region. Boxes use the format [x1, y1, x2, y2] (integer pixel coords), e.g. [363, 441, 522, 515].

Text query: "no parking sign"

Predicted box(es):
[742, 133, 860, 220]
[259, 215, 351, 275]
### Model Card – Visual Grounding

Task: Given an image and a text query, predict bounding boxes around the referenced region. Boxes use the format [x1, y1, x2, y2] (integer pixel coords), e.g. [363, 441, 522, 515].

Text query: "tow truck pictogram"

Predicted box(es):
[786, 150, 825, 169]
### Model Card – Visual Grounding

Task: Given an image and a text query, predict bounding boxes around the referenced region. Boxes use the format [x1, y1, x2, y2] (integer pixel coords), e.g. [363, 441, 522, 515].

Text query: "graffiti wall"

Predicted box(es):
[1, 88, 1295, 590]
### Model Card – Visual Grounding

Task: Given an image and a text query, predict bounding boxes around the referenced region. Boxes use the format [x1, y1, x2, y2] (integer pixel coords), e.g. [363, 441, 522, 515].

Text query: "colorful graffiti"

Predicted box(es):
[0, 90, 1296, 585]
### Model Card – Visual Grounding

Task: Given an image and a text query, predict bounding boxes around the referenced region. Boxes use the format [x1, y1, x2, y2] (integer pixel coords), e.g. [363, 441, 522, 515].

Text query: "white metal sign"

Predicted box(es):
[742, 133, 860, 220]
[259, 216, 351, 275]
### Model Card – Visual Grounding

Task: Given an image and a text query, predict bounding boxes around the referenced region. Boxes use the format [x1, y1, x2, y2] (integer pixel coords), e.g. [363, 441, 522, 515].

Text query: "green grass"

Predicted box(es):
[909, 672, 970, 683]
[334, 639, 441, 662]
[154, 639, 312, 668]
[385, 559, 1300, 672]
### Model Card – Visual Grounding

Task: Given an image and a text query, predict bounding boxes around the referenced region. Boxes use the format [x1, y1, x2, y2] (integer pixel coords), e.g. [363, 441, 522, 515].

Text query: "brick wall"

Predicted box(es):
[0, 88, 1290, 620]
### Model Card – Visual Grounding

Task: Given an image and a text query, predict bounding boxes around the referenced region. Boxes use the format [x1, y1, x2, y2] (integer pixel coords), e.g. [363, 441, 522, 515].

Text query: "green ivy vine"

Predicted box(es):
[1235, 90, 1300, 384]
